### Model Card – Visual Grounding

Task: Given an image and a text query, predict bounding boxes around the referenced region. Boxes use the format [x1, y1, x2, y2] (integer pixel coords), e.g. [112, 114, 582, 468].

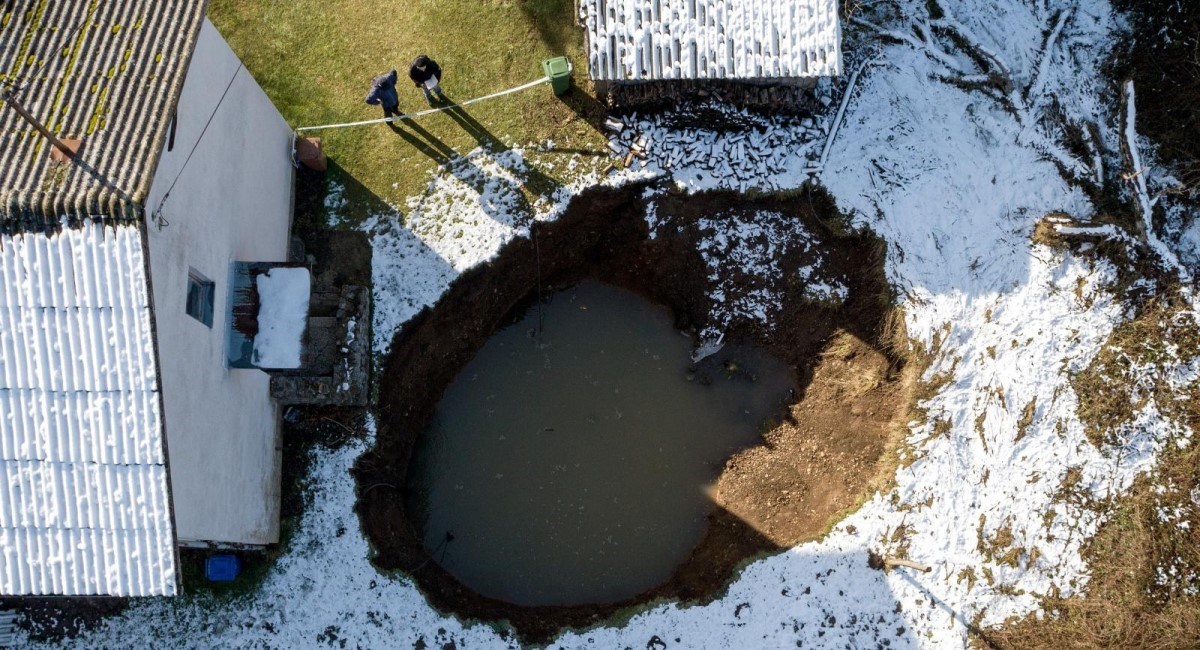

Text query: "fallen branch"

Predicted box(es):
[1028, 136, 1093, 186]
[885, 557, 932, 572]
[1080, 121, 1104, 186]
[1123, 80, 1154, 240]
[913, 19, 971, 75]
[868, 551, 933, 572]
[321, 416, 356, 436]
[819, 54, 877, 168]
[1122, 80, 1192, 284]
[1054, 223, 1119, 238]
[852, 16, 967, 75]
[1024, 8, 1072, 111]
[930, 0, 1012, 78]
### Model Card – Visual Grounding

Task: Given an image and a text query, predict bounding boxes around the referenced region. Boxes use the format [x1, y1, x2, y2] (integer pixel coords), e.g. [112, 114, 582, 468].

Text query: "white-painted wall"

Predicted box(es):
[144, 19, 293, 546]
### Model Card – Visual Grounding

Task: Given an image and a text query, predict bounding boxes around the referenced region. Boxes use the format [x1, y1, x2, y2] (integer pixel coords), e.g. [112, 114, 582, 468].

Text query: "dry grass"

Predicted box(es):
[887, 320, 958, 468]
[1072, 291, 1200, 447]
[987, 286, 1200, 648]
[879, 305, 915, 362]
[989, 471, 1200, 649]
[819, 331, 891, 398]
[1015, 397, 1037, 443]
[1030, 214, 1071, 248]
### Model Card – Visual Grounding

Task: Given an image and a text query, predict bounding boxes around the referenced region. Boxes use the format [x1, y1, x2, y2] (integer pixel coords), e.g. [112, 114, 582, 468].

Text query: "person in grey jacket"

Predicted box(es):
[365, 70, 402, 119]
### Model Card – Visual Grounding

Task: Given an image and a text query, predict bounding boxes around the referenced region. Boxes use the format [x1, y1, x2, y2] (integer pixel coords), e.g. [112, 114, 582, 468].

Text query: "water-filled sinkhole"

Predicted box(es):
[404, 280, 797, 606]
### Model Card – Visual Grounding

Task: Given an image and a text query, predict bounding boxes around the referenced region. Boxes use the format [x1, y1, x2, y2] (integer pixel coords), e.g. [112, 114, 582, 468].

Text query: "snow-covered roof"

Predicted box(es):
[253, 268, 311, 369]
[0, 222, 176, 596]
[580, 0, 842, 82]
[0, 1, 207, 225]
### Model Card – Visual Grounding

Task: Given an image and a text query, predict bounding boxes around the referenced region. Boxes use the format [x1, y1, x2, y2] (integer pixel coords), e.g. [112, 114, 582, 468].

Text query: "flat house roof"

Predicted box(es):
[0, 0, 208, 596]
[581, 0, 842, 82]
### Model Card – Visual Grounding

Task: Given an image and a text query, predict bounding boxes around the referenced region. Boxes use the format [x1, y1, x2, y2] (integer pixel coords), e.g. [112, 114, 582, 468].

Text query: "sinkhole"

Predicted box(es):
[404, 280, 797, 606]
[357, 185, 913, 642]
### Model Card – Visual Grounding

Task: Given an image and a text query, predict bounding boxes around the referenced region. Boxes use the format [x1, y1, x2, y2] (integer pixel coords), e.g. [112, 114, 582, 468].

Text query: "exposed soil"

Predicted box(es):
[354, 183, 917, 643]
[0, 596, 129, 643]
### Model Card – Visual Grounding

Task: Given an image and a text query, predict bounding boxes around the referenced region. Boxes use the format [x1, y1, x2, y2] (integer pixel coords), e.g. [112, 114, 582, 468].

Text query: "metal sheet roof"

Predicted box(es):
[0, 0, 208, 226]
[581, 0, 842, 82]
[0, 221, 176, 596]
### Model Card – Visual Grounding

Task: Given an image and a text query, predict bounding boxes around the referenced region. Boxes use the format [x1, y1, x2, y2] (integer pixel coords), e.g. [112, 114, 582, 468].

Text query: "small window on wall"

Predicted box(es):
[186, 268, 215, 327]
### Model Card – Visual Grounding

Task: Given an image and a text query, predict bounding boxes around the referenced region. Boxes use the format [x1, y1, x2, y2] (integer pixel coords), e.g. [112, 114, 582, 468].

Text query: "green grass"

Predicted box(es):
[209, 0, 610, 222]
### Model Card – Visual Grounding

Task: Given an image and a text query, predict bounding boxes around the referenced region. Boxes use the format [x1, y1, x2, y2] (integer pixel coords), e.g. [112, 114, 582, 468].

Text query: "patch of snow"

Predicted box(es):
[253, 268, 311, 369]
[324, 181, 348, 228]
[642, 186, 664, 239]
[686, 209, 845, 346]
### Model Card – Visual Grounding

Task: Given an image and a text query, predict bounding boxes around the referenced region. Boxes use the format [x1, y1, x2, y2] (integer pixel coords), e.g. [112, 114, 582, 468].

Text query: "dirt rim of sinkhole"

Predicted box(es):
[353, 183, 921, 643]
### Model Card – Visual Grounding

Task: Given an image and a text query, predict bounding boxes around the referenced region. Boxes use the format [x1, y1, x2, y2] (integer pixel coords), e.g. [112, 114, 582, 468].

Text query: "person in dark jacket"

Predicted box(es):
[409, 55, 447, 106]
[365, 70, 402, 119]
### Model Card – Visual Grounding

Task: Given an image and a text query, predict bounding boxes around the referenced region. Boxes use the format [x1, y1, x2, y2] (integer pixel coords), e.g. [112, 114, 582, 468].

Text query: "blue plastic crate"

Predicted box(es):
[204, 554, 242, 582]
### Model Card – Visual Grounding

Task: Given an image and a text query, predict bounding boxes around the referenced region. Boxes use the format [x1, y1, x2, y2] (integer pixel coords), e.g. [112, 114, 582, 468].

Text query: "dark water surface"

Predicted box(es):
[405, 281, 796, 606]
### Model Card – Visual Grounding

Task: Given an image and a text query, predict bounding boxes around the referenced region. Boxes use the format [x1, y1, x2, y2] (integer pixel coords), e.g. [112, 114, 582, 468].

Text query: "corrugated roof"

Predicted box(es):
[581, 0, 842, 82]
[0, 0, 208, 226]
[0, 221, 176, 596]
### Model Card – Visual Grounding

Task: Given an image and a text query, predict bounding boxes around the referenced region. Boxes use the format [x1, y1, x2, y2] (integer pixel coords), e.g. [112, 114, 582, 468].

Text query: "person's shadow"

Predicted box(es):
[387, 118, 457, 166]
[437, 97, 502, 152]
[438, 95, 563, 202]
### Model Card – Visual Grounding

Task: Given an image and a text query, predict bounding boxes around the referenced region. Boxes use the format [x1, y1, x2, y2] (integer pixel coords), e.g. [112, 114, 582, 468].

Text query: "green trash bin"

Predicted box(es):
[542, 56, 572, 96]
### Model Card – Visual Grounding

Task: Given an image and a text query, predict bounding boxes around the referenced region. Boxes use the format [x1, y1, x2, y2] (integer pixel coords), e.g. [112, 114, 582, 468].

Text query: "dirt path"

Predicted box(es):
[355, 184, 918, 642]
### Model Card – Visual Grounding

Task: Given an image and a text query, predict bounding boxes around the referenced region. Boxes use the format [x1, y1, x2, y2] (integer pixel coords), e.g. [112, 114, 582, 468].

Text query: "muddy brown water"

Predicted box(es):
[404, 280, 796, 606]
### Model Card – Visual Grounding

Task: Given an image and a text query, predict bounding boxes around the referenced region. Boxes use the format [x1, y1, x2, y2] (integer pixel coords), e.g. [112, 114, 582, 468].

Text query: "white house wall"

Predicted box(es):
[144, 19, 293, 546]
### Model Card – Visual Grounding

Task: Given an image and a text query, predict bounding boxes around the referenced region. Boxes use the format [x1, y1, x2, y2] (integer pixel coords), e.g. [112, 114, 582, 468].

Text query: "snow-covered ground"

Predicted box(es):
[23, 0, 1200, 647]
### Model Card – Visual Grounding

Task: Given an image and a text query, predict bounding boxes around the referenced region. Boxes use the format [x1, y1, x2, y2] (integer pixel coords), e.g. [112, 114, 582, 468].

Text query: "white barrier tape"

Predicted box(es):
[296, 75, 552, 133]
